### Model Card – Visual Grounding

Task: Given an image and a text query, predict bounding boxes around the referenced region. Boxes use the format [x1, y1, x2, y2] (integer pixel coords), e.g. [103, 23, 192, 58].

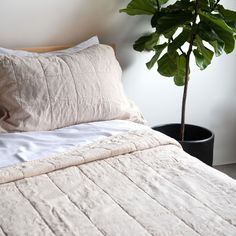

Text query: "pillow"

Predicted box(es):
[0, 44, 144, 132]
[0, 36, 99, 56]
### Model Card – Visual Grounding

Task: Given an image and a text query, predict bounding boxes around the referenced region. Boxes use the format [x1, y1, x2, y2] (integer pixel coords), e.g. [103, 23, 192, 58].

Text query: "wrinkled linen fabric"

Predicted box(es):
[0, 120, 150, 169]
[0, 129, 236, 236]
[0, 44, 144, 132]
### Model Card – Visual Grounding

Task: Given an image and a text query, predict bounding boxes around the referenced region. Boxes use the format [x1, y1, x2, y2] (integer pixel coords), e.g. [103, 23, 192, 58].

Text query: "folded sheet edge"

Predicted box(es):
[0, 129, 180, 184]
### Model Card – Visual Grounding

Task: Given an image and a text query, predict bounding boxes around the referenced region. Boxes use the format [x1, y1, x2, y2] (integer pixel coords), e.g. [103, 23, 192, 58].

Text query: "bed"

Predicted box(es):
[0, 37, 235, 236]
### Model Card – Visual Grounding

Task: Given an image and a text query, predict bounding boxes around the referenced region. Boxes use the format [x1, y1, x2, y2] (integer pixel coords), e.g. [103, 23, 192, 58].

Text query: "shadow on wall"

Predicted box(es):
[61, 0, 137, 51]
[214, 100, 236, 165]
[0, 0, 150, 71]
[213, 57, 236, 165]
[0, 0, 144, 48]
[96, 3, 151, 71]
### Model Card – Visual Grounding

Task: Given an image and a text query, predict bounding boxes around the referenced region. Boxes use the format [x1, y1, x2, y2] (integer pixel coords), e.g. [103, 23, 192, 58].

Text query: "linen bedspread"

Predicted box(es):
[0, 130, 235, 236]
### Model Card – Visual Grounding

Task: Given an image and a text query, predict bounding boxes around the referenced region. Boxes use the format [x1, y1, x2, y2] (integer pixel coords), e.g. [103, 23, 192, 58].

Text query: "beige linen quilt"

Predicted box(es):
[0, 130, 235, 236]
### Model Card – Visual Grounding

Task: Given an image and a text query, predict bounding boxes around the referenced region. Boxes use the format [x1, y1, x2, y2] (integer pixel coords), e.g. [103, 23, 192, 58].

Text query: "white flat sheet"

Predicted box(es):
[0, 120, 150, 169]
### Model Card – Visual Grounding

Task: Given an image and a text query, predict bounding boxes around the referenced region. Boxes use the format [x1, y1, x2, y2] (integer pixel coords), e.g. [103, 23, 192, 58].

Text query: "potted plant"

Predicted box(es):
[120, 0, 236, 166]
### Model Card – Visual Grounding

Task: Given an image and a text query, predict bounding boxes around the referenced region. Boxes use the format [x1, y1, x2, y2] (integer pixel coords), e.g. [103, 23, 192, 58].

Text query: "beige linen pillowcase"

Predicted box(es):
[0, 44, 144, 132]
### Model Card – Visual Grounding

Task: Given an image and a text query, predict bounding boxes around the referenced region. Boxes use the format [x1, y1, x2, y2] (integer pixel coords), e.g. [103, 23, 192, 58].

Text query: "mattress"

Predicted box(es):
[0, 120, 149, 169]
[0, 129, 235, 236]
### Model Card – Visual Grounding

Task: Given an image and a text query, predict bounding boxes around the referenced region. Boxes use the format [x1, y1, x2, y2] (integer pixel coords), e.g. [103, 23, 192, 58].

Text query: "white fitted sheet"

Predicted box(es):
[0, 120, 150, 169]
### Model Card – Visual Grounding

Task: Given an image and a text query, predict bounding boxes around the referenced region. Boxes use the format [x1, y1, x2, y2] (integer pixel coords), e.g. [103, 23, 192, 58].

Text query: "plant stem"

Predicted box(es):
[180, 50, 191, 141]
[156, 0, 160, 10]
[180, 0, 199, 141]
[171, 36, 186, 55]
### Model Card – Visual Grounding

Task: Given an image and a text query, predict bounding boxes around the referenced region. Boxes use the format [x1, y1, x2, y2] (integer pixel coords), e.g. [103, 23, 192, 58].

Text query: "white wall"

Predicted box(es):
[0, 0, 235, 165]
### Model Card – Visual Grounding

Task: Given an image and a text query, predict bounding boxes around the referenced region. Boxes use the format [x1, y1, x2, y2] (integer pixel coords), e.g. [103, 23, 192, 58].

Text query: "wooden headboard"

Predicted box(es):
[20, 45, 73, 53]
[20, 44, 116, 53]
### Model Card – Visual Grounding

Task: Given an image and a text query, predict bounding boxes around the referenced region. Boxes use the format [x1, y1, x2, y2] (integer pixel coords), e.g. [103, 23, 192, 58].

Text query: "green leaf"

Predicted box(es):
[194, 36, 214, 70]
[154, 11, 194, 34]
[151, 11, 165, 28]
[213, 26, 235, 53]
[197, 22, 220, 41]
[168, 29, 190, 52]
[197, 22, 225, 56]
[209, 40, 224, 56]
[199, 10, 234, 34]
[174, 54, 187, 86]
[157, 51, 178, 77]
[199, 10, 235, 53]
[146, 43, 167, 69]
[217, 5, 236, 33]
[133, 32, 159, 52]
[193, 49, 206, 70]
[226, 21, 236, 33]
[163, 27, 177, 39]
[218, 5, 236, 22]
[199, 0, 212, 12]
[162, 0, 194, 13]
[159, 0, 169, 4]
[120, 0, 157, 15]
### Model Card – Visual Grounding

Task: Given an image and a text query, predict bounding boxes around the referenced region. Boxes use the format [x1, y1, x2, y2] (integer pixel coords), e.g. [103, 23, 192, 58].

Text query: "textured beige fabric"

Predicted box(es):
[0, 130, 236, 236]
[0, 44, 144, 132]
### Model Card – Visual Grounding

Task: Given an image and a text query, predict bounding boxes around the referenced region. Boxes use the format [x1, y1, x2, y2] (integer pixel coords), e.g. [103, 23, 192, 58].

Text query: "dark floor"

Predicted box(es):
[214, 164, 236, 179]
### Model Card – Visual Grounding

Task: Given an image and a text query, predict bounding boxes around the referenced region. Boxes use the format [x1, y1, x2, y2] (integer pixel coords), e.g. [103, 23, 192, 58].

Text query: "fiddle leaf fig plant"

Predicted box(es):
[120, 0, 236, 141]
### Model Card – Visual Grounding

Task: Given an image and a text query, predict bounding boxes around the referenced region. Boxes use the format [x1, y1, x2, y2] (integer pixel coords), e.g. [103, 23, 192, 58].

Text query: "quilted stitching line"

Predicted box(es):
[14, 182, 56, 235]
[37, 58, 53, 129]
[78, 166, 153, 236]
[10, 59, 23, 107]
[10, 60, 22, 105]
[137, 154, 236, 229]
[83, 50, 103, 99]
[104, 159, 202, 236]
[46, 173, 105, 236]
[170, 153, 236, 202]
[58, 56, 79, 123]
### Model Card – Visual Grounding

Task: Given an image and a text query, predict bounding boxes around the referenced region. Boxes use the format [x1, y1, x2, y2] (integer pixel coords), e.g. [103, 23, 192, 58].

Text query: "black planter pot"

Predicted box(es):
[152, 124, 214, 166]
